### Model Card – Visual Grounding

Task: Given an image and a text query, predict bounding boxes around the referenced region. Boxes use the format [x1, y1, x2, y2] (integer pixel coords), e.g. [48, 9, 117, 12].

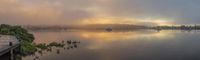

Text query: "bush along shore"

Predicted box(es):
[0, 24, 36, 56]
[0, 24, 81, 57]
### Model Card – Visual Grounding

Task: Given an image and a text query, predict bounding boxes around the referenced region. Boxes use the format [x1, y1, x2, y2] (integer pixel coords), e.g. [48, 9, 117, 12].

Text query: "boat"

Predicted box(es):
[106, 28, 113, 32]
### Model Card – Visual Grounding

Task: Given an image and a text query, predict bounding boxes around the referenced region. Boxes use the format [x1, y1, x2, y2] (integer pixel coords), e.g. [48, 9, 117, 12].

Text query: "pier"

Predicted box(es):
[0, 35, 20, 60]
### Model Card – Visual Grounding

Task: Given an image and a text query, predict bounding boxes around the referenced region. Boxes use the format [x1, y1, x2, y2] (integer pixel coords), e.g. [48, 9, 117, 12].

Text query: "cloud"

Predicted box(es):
[0, 0, 94, 25]
[98, 0, 200, 24]
[0, 0, 199, 25]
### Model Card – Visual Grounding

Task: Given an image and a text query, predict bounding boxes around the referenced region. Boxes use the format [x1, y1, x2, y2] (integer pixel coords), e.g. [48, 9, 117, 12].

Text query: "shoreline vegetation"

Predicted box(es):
[24, 24, 200, 31]
[0, 24, 199, 60]
[0, 24, 199, 56]
[0, 24, 36, 56]
[0, 24, 80, 57]
[151, 25, 200, 30]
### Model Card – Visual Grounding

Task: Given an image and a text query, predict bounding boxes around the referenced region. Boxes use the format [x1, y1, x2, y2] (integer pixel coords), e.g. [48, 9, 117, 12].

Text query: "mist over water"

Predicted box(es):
[19, 30, 200, 60]
[0, 0, 200, 60]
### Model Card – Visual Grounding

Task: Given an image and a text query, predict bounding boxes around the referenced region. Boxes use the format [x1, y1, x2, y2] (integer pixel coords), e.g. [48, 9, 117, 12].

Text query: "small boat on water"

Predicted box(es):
[106, 28, 113, 32]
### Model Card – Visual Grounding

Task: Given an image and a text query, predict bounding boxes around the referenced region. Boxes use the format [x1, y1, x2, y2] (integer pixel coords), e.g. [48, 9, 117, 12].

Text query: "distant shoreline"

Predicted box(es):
[23, 24, 200, 31]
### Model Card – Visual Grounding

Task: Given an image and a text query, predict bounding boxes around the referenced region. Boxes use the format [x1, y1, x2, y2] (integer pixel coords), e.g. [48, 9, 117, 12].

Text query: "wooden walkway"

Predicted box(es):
[0, 35, 19, 56]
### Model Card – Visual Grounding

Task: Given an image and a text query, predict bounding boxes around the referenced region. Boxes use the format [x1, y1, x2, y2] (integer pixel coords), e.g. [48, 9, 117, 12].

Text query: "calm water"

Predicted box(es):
[20, 30, 200, 60]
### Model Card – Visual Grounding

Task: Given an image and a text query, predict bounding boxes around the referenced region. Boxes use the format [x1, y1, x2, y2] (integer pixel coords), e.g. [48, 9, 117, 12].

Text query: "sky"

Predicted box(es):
[0, 0, 200, 25]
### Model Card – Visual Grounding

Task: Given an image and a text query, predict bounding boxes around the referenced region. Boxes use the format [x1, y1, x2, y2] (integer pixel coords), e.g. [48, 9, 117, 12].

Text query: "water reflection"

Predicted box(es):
[0, 40, 81, 60]
[32, 40, 81, 60]
[2, 30, 200, 60]
[30, 30, 174, 60]
[0, 52, 22, 60]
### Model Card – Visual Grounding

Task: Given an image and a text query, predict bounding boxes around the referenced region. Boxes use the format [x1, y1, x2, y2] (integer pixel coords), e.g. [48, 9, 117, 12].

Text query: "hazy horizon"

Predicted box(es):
[1, 1, 200, 60]
[0, 0, 200, 25]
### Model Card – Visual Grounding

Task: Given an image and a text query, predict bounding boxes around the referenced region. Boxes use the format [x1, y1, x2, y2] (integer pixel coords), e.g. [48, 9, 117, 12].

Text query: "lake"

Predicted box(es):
[9, 30, 200, 60]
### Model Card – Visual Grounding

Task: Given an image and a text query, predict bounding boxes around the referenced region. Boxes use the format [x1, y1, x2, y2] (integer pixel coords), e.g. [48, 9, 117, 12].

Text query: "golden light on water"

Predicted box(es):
[80, 30, 175, 50]
[80, 31, 174, 41]
[81, 32, 141, 42]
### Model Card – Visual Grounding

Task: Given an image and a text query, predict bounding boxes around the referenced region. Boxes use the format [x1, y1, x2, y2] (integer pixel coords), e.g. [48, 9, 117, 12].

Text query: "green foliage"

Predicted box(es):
[0, 24, 72, 56]
[48, 42, 65, 47]
[0, 24, 36, 55]
[21, 42, 37, 56]
[36, 42, 65, 50]
[36, 44, 48, 49]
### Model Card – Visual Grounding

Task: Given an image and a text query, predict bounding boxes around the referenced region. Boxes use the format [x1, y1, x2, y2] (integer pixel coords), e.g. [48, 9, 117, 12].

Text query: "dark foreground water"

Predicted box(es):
[3, 30, 200, 60]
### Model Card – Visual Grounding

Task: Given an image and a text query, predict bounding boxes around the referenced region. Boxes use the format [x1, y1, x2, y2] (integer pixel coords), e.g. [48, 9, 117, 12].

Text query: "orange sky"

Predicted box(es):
[0, 0, 198, 25]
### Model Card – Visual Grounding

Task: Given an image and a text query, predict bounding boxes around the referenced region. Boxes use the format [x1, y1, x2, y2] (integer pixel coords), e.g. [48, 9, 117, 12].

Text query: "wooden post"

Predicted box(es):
[10, 49, 14, 60]
[9, 42, 13, 46]
[9, 42, 14, 60]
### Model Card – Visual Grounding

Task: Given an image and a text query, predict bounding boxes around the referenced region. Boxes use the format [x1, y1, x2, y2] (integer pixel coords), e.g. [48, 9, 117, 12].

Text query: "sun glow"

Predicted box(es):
[153, 20, 173, 26]
[80, 17, 174, 26]
[80, 18, 137, 24]
[142, 18, 174, 26]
